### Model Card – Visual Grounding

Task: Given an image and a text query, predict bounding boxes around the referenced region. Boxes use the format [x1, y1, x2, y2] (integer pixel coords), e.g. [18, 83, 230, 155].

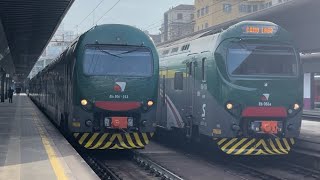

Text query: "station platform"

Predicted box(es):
[300, 119, 320, 143]
[0, 94, 99, 180]
[303, 109, 320, 118]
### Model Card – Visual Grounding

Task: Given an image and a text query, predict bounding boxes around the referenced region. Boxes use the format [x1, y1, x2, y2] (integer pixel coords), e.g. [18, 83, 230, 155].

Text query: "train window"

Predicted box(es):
[162, 49, 170, 55]
[188, 62, 192, 75]
[83, 45, 153, 76]
[227, 43, 298, 76]
[202, 58, 206, 81]
[174, 72, 183, 90]
[181, 44, 190, 51]
[171, 47, 179, 53]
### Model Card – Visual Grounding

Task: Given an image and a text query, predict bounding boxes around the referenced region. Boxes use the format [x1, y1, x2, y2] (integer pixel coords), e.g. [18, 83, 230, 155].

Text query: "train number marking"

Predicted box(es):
[202, 104, 206, 118]
[258, 102, 272, 107]
[109, 94, 129, 99]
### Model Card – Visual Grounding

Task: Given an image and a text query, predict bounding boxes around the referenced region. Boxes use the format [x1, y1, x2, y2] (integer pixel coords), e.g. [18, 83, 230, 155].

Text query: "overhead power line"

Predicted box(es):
[96, 0, 121, 24]
[76, 0, 106, 28]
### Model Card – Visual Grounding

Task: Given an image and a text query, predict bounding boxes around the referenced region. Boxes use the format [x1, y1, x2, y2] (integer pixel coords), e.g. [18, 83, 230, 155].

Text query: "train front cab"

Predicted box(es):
[67, 26, 158, 150]
[214, 22, 303, 155]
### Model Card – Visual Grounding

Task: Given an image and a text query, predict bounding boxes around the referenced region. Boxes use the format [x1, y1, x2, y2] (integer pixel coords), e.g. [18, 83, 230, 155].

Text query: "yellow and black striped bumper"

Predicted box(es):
[216, 138, 295, 155]
[73, 132, 154, 150]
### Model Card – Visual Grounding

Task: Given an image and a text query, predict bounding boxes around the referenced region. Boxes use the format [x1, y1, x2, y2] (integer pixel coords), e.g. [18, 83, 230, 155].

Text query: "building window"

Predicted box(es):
[201, 8, 205, 16]
[205, 6, 209, 14]
[197, 9, 200, 18]
[253, 5, 258, 12]
[239, 4, 246, 13]
[191, 13, 194, 20]
[223, 4, 232, 13]
[202, 24, 204, 30]
[247, 5, 252, 13]
[205, 23, 208, 29]
[278, 0, 282, 3]
[198, 26, 200, 31]
[177, 13, 183, 20]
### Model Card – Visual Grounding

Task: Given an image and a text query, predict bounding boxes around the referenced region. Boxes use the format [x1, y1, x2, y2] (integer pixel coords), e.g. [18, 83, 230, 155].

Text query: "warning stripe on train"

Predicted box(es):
[216, 138, 295, 155]
[73, 132, 154, 150]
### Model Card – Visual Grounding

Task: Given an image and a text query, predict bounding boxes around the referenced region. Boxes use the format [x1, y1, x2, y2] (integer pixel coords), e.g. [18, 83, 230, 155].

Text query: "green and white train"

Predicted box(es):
[157, 21, 303, 155]
[29, 24, 159, 150]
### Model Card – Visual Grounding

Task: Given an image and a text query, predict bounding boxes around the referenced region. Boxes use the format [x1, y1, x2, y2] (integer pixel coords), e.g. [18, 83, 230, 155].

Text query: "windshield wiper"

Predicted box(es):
[118, 47, 144, 55]
[97, 47, 122, 58]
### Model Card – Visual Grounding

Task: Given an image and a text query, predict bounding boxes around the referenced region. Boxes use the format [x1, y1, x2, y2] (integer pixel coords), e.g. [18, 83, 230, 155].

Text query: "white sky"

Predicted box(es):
[59, 0, 194, 35]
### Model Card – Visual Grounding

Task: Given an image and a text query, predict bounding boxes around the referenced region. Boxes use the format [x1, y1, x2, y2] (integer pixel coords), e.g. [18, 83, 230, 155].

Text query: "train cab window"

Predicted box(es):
[227, 43, 298, 76]
[83, 45, 153, 76]
[174, 72, 183, 90]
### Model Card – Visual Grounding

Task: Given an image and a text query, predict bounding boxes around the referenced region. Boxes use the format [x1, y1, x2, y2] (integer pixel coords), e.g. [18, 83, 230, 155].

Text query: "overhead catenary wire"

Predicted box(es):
[96, 0, 121, 24]
[75, 0, 106, 28]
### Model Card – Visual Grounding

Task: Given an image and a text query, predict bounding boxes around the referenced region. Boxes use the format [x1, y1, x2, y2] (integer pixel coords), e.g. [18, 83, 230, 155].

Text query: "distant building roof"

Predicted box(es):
[169, 4, 195, 12]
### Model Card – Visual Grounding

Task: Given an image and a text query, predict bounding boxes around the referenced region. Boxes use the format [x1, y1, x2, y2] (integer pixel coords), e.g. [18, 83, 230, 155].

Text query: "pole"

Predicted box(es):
[4, 76, 7, 99]
[1, 71, 5, 102]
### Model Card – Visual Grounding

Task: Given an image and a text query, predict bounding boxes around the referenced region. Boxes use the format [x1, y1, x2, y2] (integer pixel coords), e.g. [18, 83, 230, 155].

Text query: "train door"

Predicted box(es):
[185, 56, 197, 137]
[193, 55, 209, 136]
[157, 67, 168, 128]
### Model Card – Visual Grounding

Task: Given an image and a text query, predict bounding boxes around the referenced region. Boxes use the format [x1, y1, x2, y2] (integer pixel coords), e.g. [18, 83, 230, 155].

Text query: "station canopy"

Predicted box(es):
[0, 0, 74, 81]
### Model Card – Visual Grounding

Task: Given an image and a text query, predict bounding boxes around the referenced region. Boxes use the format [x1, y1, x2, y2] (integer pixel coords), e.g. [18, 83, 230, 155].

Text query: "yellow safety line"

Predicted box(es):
[282, 138, 291, 151]
[90, 134, 109, 149]
[260, 140, 275, 155]
[84, 133, 99, 148]
[133, 133, 144, 147]
[100, 134, 117, 149]
[78, 133, 89, 145]
[234, 139, 256, 155]
[217, 138, 227, 146]
[245, 139, 263, 155]
[254, 149, 268, 155]
[116, 134, 132, 149]
[275, 139, 288, 154]
[125, 133, 137, 148]
[33, 113, 68, 180]
[226, 138, 247, 154]
[142, 133, 150, 145]
[221, 138, 238, 151]
[269, 140, 283, 154]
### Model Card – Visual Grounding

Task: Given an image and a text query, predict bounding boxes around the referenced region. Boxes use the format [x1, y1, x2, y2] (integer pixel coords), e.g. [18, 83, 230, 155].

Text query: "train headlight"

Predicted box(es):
[81, 99, 88, 106]
[293, 103, 300, 110]
[226, 103, 233, 110]
[147, 100, 154, 107]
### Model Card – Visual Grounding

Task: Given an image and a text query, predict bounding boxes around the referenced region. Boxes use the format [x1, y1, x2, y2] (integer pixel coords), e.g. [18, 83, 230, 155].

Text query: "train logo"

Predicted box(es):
[261, 93, 270, 101]
[114, 82, 126, 92]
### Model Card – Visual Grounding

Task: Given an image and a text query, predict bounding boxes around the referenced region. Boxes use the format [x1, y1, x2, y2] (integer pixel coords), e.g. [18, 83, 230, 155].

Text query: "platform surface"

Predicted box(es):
[0, 94, 99, 180]
[300, 120, 320, 143]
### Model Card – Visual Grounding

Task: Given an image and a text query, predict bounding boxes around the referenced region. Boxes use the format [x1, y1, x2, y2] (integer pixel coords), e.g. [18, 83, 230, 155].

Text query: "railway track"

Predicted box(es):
[80, 150, 183, 180]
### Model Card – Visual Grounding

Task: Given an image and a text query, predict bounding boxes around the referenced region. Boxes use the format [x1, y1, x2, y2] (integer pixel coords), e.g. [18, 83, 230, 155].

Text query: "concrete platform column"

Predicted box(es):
[1, 70, 4, 102]
[304, 73, 312, 110]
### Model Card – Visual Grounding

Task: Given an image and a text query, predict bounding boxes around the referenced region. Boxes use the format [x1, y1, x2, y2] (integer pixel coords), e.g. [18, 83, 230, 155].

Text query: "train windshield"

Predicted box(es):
[227, 43, 298, 76]
[83, 45, 153, 76]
